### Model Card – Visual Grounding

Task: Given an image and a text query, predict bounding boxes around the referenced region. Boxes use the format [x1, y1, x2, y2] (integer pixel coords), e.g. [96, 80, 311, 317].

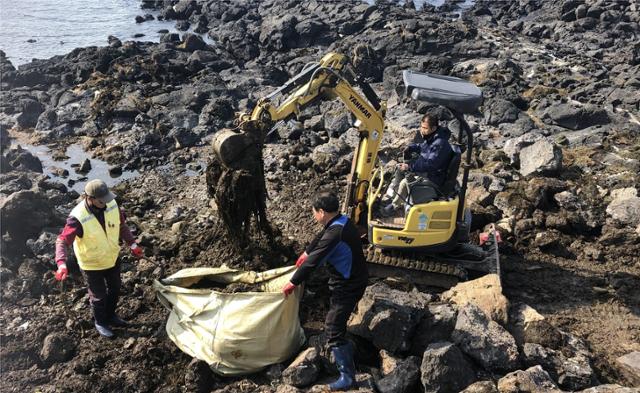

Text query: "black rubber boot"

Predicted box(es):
[329, 343, 356, 391]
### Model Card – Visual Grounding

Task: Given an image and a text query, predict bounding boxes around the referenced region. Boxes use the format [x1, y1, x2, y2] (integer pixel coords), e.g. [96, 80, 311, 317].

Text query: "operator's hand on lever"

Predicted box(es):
[295, 252, 308, 267]
[397, 163, 409, 171]
[282, 282, 296, 298]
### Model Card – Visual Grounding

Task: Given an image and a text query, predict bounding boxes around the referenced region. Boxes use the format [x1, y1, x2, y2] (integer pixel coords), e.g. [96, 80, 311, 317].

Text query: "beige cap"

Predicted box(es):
[84, 179, 116, 203]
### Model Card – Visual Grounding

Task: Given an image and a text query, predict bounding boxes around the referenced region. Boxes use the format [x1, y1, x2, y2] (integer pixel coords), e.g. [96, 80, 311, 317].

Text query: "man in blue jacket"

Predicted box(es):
[383, 114, 453, 216]
[282, 191, 368, 391]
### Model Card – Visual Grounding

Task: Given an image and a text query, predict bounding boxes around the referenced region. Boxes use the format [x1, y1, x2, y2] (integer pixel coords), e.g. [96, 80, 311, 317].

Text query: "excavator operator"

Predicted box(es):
[382, 114, 454, 217]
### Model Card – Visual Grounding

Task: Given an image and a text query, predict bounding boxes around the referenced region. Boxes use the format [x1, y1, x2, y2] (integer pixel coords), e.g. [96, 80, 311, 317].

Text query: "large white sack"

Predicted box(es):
[154, 265, 305, 375]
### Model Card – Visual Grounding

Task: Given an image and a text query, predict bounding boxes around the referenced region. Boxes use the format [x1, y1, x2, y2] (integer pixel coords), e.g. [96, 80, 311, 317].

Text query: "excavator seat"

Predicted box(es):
[376, 144, 461, 228]
[407, 144, 461, 206]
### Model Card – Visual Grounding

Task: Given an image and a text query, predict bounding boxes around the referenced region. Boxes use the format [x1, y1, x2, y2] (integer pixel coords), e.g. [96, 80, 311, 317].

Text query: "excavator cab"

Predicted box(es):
[364, 71, 499, 286]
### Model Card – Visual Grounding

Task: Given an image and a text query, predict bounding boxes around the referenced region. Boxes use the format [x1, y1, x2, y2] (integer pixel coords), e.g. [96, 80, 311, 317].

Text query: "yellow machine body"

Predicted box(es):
[369, 198, 459, 249]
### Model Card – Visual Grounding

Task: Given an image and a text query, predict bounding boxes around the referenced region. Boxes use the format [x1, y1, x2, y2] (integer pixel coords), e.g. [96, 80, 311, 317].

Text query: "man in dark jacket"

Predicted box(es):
[282, 191, 368, 391]
[383, 114, 453, 215]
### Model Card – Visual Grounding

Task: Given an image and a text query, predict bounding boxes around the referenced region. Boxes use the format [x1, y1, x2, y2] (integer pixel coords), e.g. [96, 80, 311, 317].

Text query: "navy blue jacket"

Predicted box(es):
[406, 126, 453, 187]
[290, 214, 368, 291]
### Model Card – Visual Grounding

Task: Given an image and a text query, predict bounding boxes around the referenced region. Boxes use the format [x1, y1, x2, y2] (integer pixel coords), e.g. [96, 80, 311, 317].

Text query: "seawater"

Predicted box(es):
[0, 0, 476, 67]
[0, 0, 193, 66]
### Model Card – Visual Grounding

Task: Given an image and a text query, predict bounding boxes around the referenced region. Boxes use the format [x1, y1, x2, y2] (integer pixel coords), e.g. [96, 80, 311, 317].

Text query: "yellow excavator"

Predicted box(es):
[210, 52, 499, 287]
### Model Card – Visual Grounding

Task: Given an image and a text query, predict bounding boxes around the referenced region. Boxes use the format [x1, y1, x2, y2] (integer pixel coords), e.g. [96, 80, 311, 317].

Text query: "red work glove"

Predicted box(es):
[295, 252, 308, 267]
[130, 243, 143, 259]
[55, 263, 68, 281]
[479, 229, 502, 246]
[282, 282, 296, 298]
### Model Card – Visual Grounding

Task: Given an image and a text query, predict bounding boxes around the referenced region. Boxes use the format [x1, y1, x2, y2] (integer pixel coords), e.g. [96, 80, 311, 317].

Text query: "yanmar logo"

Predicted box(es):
[398, 236, 415, 244]
[349, 94, 372, 119]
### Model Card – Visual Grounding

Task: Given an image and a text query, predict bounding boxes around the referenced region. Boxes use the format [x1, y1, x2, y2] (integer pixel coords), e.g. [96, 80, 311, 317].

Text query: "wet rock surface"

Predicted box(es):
[1, 0, 639, 392]
[452, 303, 520, 372]
[420, 342, 476, 393]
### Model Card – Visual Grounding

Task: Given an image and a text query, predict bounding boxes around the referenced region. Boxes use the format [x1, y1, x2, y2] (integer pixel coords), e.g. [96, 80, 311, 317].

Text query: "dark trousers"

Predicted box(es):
[83, 261, 121, 326]
[325, 285, 366, 348]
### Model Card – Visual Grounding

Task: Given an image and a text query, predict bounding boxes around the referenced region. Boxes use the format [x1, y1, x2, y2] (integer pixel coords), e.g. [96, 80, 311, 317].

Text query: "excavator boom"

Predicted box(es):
[212, 52, 386, 225]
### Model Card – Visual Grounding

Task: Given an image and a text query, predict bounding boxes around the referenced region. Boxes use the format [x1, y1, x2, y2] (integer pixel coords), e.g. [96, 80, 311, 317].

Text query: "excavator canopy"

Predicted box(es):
[403, 70, 483, 114]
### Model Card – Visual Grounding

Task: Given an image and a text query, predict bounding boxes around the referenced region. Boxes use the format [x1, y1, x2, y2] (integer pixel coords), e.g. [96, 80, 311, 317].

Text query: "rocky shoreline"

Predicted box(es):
[1, 0, 639, 392]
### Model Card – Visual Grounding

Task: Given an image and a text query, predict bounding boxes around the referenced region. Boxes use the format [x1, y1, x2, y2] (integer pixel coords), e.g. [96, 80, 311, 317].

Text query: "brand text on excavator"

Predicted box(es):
[349, 94, 372, 119]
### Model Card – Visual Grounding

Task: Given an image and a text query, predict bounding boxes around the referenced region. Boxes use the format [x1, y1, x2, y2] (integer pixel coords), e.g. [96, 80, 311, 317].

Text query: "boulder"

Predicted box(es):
[179, 34, 207, 52]
[519, 139, 563, 177]
[303, 115, 324, 131]
[109, 166, 123, 176]
[0, 173, 33, 194]
[117, 89, 145, 112]
[173, 0, 198, 19]
[282, 347, 321, 388]
[325, 111, 352, 136]
[26, 231, 57, 259]
[451, 304, 519, 372]
[35, 109, 58, 131]
[376, 355, 421, 393]
[277, 121, 304, 141]
[78, 158, 91, 173]
[616, 351, 640, 386]
[259, 15, 299, 51]
[460, 381, 498, 393]
[410, 303, 457, 355]
[108, 36, 122, 48]
[420, 342, 476, 393]
[508, 303, 563, 349]
[348, 282, 433, 353]
[0, 190, 63, 255]
[311, 138, 350, 172]
[5, 146, 43, 173]
[442, 274, 508, 325]
[544, 104, 608, 130]
[575, 4, 588, 18]
[497, 365, 562, 393]
[16, 98, 45, 128]
[40, 333, 75, 367]
[466, 183, 494, 207]
[522, 343, 595, 391]
[502, 131, 545, 166]
[160, 33, 180, 43]
[606, 188, 640, 227]
[484, 99, 521, 126]
[497, 115, 536, 139]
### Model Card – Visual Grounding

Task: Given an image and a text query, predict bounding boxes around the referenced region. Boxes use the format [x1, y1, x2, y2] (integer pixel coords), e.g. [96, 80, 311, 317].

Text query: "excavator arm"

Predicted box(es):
[213, 52, 386, 224]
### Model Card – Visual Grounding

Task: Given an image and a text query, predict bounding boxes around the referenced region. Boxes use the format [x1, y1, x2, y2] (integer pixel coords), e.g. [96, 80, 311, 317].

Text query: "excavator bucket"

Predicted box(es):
[211, 129, 255, 169]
